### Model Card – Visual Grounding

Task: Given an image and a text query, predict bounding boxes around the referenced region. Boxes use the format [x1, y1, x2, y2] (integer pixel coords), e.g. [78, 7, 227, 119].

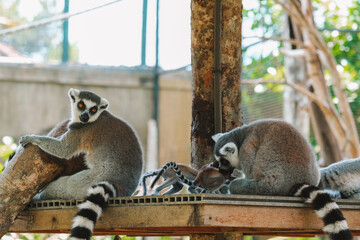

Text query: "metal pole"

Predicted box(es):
[153, 0, 160, 122]
[62, 0, 69, 63]
[141, 0, 148, 66]
[214, 0, 222, 133]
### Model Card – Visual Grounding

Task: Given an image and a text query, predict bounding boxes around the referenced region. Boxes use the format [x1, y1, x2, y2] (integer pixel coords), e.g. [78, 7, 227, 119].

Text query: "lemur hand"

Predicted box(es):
[20, 135, 40, 147]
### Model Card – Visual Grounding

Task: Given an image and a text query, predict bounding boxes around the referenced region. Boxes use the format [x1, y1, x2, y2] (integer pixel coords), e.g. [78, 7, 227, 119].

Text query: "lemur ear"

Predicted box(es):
[212, 133, 223, 142]
[225, 146, 235, 154]
[100, 98, 109, 110]
[68, 88, 80, 102]
[219, 142, 237, 155]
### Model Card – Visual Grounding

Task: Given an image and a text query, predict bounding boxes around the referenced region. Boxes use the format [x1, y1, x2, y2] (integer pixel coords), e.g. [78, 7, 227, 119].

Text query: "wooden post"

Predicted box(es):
[220, 0, 242, 132]
[190, 0, 242, 169]
[191, 234, 216, 240]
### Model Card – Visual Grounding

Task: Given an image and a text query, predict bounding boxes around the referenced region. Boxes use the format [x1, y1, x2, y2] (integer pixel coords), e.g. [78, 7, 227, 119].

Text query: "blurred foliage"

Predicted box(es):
[0, 0, 78, 62]
[0, 136, 16, 173]
[2, 234, 187, 240]
[242, 0, 360, 133]
[1, 234, 322, 240]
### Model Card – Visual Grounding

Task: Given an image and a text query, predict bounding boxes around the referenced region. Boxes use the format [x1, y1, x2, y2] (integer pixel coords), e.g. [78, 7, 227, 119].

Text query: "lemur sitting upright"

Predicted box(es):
[212, 119, 352, 240]
[20, 88, 144, 240]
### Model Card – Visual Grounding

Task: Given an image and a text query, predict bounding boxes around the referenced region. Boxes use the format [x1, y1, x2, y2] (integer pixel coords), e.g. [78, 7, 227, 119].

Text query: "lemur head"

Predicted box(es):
[212, 133, 238, 176]
[68, 88, 109, 124]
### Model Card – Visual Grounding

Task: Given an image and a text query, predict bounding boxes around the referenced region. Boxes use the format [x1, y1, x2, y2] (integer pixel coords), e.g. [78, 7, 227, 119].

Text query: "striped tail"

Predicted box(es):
[172, 163, 194, 187]
[70, 181, 117, 240]
[150, 161, 176, 189]
[150, 162, 194, 189]
[293, 184, 353, 240]
[141, 171, 159, 196]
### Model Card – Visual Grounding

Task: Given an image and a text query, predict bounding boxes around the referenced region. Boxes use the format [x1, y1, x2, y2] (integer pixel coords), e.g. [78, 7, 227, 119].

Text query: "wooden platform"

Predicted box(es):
[9, 194, 360, 237]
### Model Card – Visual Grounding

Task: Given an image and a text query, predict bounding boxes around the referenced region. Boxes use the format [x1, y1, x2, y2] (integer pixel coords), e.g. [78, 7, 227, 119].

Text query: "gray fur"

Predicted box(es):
[319, 157, 360, 198]
[20, 88, 143, 200]
[213, 119, 320, 196]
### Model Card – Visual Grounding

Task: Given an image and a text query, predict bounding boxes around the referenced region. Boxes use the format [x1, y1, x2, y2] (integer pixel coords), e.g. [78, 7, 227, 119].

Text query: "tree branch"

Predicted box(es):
[243, 36, 307, 49]
[0, 146, 64, 237]
[242, 78, 331, 114]
[0, 120, 86, 238]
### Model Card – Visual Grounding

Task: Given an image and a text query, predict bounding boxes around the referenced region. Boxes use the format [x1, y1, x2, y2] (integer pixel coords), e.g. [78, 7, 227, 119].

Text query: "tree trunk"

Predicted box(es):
[278, 0, 360, 159]
[282, 8, 342, 164]
[0, 120, 86, 238]
[190, 0, 242, 169]
[273, 0, 360, 160]
[299, 0, 346, 163]
[283, 15, 309, 137]
[309, 100, 343, 165]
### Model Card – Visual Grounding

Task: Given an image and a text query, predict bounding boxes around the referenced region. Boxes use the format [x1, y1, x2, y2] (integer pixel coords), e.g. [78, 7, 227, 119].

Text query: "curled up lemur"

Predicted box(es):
[142, 161, 229, 195]
[19, 88, 143, 240]
[212, 119, 353, 240]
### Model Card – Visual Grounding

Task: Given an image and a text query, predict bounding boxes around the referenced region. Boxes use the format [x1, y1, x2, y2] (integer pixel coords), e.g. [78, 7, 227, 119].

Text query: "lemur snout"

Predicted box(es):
[80, 113, 89, 122]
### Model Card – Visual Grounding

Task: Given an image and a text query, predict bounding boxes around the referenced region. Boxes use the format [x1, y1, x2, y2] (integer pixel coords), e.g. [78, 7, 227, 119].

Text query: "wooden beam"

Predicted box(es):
[9, 194, 360, 237]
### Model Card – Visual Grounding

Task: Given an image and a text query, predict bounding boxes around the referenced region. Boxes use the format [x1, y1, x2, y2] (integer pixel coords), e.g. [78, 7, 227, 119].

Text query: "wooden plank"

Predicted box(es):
[9, 194, 360, 236]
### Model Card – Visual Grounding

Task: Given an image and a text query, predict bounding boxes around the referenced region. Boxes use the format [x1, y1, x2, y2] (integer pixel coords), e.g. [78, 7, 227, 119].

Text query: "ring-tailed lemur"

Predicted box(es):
[319, 157, 360, 199]
[20, 88, 143, 240]
[212, 119, 352, 240]
[146, 161, 229, 195]
[142, 162, 199, 195]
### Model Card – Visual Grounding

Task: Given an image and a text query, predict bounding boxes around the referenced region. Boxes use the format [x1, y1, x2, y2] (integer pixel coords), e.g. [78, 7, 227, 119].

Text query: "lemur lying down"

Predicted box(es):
[141, 161, 235, 195]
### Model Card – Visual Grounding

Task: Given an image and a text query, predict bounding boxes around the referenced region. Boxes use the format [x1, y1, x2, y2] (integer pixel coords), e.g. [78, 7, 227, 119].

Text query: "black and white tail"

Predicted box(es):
[293, 184, 353, 240]
[150, 161, 194, 189]
[141, 171, 159, 196]
[70, 181, 117, 240]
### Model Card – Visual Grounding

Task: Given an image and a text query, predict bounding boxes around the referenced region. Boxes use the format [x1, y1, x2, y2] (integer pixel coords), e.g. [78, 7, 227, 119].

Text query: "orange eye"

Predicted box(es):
[77, 101, 85, 110]
[90, 107, 98, 114]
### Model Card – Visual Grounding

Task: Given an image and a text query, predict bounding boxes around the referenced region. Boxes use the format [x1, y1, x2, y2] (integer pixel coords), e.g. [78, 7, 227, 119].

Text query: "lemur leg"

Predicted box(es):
[163, 182, 183, 195]
[187, 186, 198, 194]
[34, 169, 102, 200]
[229, 175, 284, 195]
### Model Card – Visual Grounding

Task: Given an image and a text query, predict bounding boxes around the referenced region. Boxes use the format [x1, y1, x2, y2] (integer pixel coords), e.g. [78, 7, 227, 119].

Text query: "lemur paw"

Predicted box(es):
[20, 135, 39, 147]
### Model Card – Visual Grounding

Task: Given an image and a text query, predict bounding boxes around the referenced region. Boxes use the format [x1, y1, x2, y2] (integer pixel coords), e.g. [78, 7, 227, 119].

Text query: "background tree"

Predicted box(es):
[0, 0, 78, 62]
[242, 0, 360, 163]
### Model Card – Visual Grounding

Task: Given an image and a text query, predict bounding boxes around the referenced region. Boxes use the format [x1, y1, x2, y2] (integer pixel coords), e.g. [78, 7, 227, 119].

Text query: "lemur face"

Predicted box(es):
[212, 133, 238, 176]
[68, 88, 109, 123]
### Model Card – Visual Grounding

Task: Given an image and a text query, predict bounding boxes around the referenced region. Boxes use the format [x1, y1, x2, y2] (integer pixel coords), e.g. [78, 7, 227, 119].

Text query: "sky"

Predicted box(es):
[13, 0, 356, 70]
[18, 0, 191, 70]
[15, 0, 319, 71]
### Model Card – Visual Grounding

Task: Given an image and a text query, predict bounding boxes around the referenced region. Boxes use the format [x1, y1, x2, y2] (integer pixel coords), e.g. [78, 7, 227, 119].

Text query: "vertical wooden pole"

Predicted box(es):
[191, 0, 242, 169]
[220, 0, 242, 132]
[191, 234, 216, 240]
[191, 0, 216, 169]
